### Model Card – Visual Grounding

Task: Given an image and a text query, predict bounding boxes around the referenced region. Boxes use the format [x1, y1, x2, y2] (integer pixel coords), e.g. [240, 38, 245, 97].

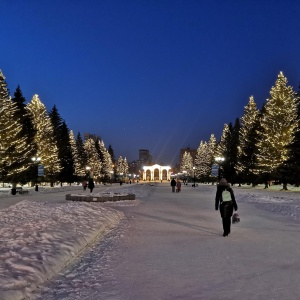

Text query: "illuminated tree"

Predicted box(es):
[194, 142, 209, 178]
[69, 130, 85, 178]
[96, 140, 113, 181]
[223, 118, 240, 183]
[84, 138, 102, 180]
[180, 151, 193, 175]
[275, 84, 300, 187]
[0, 97, 32, 183]
[237, 96, 259, 182]
[207, 134, 217, 174]
[26, 94, 60, 185]
[76, 132, 88, 176]
[215, 123, 230, 158]
[11, 85, 37, 183]
[116, 156, 128, 176]
[49, 105, 74, 183]
[0, 69, 9, 110]
[256, 72, 298, 174]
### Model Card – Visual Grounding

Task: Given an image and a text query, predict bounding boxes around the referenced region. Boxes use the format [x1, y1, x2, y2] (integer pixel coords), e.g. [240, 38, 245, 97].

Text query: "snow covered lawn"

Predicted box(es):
[0, 200, 123, 300]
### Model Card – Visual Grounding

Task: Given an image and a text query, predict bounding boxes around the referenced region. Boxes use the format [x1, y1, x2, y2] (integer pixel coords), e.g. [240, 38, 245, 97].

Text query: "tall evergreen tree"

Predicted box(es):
[26, 95, 60, 185]
[180, 151, 193, 175]
[276, 83, 300, 187]
[49, 105, 74, 183]
[97, 140, 113, 181]
[84, 138, 102, 181]
[76, 132, 88, 176]
[256, 72, 298, 175]
[237, 96, 259, 182]
[221, 122, 233, 181]
[194, 142, 210, 179]
[0, 97, 32, 183]
[69, 130, 85, 178]
[11, 85, 37, 182]
[0, 69, 9, 110]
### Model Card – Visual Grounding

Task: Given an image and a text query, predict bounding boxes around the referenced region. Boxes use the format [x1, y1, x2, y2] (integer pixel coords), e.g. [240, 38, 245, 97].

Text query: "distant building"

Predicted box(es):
[84, 132, 101, 142]
[180, 147, 196, 164]
[139, 149, 152, 165]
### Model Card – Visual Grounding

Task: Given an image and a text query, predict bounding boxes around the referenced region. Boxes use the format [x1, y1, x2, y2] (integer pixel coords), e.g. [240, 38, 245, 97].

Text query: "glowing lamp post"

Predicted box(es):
[215, 156, 225, 181]
[86, 166, 91, 179]
[193, 166, 196, 187]
[31, 157, 41, 191]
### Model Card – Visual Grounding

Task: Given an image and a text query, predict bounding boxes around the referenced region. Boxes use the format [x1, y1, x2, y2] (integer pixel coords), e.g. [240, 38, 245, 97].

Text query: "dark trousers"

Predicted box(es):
[222, 217, 231, 236]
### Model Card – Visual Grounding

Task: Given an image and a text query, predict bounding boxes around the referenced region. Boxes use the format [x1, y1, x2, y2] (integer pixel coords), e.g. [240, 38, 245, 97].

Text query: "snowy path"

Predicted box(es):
[30, 184, 300, 300]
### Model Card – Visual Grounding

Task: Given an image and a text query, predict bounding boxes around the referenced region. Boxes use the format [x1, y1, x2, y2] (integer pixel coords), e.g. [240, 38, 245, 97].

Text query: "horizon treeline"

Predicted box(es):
[180, 71, 300, 189]
[0, 69, 126, 187]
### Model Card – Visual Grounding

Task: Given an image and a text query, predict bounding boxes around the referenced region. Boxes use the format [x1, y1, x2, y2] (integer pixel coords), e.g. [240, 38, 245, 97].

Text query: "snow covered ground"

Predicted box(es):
[0, 182, 299, 300]
[0, 183, 152, 300]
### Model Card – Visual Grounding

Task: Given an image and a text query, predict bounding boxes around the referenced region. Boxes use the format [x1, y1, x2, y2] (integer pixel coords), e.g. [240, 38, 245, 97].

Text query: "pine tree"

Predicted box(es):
[76, 132, 88, 176]
[276, 84, 300, 187]
[26, 94, 60, 185]
[0, 97, 33, 183]
[49, 105, 74, 183]
[194, 142, 210, 178]
[97, 140, 113, 181]
[69, 130, 85, 178]
[215, 124, 230, 158]
[0, 69, 9, 110]
[116, 156, 128, 176]
[256, 72, 298, 174]
[207, 134, 217, 176]
[237, 97, 258, 171]
[221, 122, 233, 181]
[237, 96, 260, 183]
[84, 138, 102, 181]
[12, 85, 37, 182]
[180, 151, 193, 175]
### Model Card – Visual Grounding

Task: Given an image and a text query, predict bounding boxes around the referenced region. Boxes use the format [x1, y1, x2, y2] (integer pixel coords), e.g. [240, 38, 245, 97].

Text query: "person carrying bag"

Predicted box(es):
[215, 178, 238, 237]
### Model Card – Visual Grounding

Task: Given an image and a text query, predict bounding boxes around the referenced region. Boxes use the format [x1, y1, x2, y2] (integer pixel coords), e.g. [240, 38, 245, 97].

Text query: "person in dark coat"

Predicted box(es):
[88, 179, 95, 193]
[171, 178, 176, 193]
[215, 178, 238, 237]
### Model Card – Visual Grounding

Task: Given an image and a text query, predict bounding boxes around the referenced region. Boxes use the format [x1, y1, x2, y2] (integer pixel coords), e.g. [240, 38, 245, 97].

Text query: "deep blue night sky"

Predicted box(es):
[1, 0, 300, 165]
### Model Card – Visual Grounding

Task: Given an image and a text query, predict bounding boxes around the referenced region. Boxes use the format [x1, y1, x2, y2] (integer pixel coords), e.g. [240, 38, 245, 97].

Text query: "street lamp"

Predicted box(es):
[215, 156, 225, 182]
[86, 166, 91, 179]
[31, 157, 41, 191]
[193, 166, 196, 187]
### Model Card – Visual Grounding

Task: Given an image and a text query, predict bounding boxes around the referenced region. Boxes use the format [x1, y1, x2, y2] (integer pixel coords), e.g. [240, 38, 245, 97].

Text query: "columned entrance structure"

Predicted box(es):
[143, 164, 171, 181]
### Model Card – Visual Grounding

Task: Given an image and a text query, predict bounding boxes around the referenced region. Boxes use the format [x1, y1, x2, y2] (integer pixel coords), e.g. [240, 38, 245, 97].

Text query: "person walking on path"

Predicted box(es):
[215, 178, 238, 237]
[176, 179, 182, 193]
[88, 179, 95, 193]
[171, 178, 176, 193]
[82, 180, 87, 191]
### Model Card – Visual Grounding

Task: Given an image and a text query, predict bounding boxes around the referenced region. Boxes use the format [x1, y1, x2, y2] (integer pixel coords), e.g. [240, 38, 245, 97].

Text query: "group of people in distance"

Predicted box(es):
[171, 176, 239, 237]
[170, 178, 182, 193]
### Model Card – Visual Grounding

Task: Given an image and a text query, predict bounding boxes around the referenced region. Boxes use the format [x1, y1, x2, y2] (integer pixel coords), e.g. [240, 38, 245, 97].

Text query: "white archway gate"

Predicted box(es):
[143, 164, 171, 181]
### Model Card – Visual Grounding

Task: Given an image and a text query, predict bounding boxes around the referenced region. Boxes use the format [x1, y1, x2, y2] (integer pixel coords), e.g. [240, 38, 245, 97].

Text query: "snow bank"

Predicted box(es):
[0, 200, 124, 300]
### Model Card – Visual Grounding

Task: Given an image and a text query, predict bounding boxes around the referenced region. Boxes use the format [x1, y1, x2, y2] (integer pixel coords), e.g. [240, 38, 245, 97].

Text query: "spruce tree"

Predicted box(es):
[256, 72, 298, 176]
[49, 105, 74, 183]
[12, 85, 37, 182]
[180, 151, 193, 176]
[76, 132, 88, 176]
[84, 138, 102, 181]
[194, 142, 210, 179]
[276, 84, 300, 187]
[97, 140, 113, 182]
[0, 98, 32, 183]
[0, 69, 9, 110]
[26, 95, 60, 185]
[69, 130, 85, 179]
[237, 96, 259, 181]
